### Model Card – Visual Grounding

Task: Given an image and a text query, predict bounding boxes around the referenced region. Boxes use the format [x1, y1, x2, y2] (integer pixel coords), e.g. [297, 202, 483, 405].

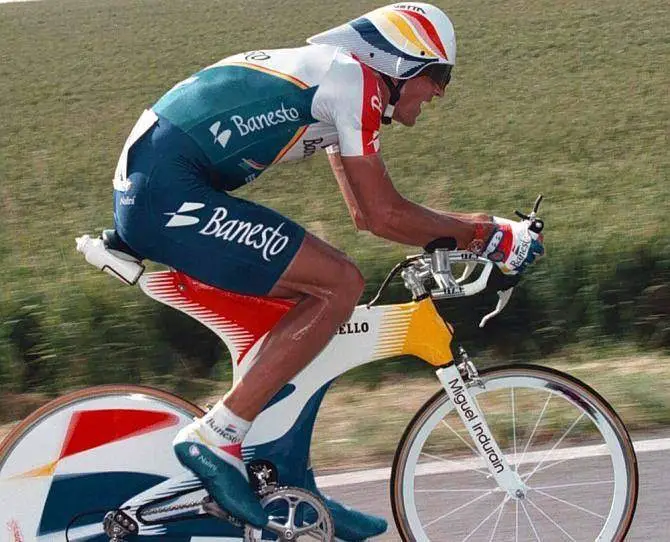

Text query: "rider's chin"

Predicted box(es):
[396, 111, 417, 127]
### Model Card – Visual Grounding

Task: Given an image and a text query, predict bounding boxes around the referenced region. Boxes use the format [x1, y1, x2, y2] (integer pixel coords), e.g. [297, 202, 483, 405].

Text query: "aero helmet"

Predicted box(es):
[308, 2, 456, 123]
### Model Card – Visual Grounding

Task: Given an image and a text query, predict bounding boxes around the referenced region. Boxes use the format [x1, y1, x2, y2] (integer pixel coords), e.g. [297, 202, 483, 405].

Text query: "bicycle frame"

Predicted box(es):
[140, 269, 455, 488]
[0, 253, 636, 541]
[138, 268, 521, 501]
[6, 237, 525, 539]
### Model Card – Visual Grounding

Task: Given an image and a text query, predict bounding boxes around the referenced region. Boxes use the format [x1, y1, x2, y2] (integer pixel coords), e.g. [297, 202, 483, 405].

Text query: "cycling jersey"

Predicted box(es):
[151, 44, 383, 190]
[113, 44, 382, 295]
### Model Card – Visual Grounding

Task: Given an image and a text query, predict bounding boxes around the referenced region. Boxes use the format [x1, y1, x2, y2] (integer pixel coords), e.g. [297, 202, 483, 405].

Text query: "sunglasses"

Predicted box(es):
[422, 63, 453, 89]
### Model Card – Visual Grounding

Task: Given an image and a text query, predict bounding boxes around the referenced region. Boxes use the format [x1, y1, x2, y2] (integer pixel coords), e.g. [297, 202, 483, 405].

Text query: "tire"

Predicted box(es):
[0, 384, 203, 541]
[390, 365, 638, 542]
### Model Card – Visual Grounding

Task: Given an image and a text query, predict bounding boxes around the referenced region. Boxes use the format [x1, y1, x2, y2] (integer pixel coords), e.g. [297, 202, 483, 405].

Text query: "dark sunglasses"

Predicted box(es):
[422, 63, 453, 89]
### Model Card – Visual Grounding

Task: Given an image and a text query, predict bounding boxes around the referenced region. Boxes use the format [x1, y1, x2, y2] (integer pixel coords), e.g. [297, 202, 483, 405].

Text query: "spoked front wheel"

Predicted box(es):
[391, 365, 638, 542]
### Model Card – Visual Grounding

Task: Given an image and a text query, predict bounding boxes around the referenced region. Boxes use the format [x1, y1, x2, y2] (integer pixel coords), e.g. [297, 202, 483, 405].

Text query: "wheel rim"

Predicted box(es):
[396, 367, 636, 542]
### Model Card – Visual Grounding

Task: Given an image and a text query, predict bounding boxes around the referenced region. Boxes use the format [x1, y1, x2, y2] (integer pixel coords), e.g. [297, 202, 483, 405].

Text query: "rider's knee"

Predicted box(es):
[333, 259, 365, 306]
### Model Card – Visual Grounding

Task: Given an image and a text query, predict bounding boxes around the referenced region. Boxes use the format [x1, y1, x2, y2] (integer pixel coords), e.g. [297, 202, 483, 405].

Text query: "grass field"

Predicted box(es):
[2, 348, 669, 469]
[0, 0, 668, 396]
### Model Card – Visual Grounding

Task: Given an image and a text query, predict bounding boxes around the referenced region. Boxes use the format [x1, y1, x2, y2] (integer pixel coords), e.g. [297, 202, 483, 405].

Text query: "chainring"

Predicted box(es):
[243, 486, 334, 541]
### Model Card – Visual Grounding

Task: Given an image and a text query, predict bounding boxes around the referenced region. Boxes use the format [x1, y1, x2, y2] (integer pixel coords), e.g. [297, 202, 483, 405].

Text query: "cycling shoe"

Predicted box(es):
[303, 474, 387, 540]
[173, 434, 268, 528]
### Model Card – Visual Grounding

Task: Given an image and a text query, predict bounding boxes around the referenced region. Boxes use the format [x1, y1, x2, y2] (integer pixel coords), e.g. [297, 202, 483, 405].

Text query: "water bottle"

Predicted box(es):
[76, 235, 144, 285]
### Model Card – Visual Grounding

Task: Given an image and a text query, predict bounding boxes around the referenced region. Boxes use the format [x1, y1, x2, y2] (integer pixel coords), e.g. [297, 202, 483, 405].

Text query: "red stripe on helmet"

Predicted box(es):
[398, 9, 448, 59]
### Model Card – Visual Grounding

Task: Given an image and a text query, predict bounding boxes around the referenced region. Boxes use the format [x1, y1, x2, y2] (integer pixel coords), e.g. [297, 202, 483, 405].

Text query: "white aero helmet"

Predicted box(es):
[308, 2, 456, 123]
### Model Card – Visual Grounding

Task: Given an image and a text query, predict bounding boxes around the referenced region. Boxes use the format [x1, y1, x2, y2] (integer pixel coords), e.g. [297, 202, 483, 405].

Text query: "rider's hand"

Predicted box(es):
[479, 217, 545, 274]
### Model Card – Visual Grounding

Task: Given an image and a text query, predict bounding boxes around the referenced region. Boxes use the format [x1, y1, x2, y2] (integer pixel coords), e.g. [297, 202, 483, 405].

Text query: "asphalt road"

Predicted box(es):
[320, 437, 668, 541]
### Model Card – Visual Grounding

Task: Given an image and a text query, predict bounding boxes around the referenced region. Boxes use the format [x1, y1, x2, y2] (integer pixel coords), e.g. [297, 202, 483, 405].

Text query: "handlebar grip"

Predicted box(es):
[424, 237, 458, 253]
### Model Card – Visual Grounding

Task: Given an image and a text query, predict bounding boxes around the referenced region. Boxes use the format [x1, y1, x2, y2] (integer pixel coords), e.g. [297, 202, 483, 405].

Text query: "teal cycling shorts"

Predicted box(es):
[113, 115, 305, 296]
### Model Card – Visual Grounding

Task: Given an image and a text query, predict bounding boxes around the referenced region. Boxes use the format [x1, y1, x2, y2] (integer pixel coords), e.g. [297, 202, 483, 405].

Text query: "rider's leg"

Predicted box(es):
[114, 115, 361, 527]
[224, 232, 365, 420]
[223, 233, 387, 540]
[174, 233, 366, 528]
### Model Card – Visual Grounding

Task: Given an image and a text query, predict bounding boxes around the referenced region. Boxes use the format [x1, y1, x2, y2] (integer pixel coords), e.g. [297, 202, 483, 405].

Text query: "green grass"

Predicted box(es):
[0, 0, 669, 393]
[2, 347, 669, 469]
[309, 347, 670, 469]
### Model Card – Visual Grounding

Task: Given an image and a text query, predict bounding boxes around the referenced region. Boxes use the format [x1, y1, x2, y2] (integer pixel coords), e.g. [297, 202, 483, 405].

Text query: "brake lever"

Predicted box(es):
[479, 288, 514, 328]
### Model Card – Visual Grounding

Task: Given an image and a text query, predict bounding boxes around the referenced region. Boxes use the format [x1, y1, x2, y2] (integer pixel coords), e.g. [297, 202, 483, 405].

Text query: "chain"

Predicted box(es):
[140, 500, 204, 517]
[107, 495, 249, 540]
[141, 498, 245, 528]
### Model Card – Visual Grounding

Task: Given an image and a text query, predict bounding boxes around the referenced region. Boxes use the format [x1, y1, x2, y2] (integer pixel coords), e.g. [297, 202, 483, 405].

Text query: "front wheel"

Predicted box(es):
[391, 364, 638, 542]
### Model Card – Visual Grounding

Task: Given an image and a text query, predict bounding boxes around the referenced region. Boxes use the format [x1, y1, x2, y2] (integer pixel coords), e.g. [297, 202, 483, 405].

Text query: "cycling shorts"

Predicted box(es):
[113, 114, 306, 296]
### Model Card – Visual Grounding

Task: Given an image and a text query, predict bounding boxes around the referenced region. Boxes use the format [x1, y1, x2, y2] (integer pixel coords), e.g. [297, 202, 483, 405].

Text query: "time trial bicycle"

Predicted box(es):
[0, 200, 638, 541]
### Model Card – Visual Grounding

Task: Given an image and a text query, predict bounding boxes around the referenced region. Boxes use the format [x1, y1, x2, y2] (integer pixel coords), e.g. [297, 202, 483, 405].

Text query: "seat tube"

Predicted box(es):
[436, 364, 526, 498]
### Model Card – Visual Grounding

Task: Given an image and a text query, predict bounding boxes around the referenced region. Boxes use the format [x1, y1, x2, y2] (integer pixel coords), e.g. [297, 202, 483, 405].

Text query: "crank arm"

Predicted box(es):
[202, 497, 244, 528]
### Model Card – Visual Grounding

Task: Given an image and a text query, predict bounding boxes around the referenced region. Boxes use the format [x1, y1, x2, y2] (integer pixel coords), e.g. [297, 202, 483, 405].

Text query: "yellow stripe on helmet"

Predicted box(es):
[381, 10, 441, 59]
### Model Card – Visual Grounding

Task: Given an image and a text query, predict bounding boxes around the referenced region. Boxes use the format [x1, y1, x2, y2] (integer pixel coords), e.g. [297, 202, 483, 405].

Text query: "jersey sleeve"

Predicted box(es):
[312, 53, 382, 157]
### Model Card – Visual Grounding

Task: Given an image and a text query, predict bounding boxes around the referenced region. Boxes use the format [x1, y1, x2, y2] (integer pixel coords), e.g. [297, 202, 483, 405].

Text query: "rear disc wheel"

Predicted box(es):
[0, 385, 203, 539]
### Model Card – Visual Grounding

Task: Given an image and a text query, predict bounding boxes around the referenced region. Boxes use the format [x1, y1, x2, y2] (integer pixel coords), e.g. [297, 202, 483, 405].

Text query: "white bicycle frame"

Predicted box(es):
[134, 248, 522, 498]
[0, 239, 527, 540]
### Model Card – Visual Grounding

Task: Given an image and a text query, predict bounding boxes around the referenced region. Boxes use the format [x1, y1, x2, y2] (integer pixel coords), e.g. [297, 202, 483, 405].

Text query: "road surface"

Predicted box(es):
[317, 435, 668, 541]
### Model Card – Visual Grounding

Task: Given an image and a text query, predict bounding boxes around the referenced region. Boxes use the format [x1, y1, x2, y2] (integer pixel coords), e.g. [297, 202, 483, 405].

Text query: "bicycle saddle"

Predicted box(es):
[102, 229, 144, 261]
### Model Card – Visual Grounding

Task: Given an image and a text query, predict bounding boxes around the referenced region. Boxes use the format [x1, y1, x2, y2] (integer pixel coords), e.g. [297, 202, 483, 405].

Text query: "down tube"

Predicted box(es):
[245, 298, 455, 450]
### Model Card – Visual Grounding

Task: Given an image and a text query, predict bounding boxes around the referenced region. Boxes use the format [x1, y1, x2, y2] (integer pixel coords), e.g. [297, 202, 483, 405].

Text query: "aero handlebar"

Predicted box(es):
[368, 195, 544, 327]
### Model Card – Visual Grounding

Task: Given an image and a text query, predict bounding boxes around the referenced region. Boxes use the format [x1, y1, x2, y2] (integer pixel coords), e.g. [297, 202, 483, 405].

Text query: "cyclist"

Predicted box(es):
[112, 2, 544, 539]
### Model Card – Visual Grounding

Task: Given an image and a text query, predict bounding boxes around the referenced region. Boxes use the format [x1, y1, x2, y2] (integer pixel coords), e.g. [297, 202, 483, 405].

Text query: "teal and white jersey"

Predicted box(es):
[151, 44, 383, 190]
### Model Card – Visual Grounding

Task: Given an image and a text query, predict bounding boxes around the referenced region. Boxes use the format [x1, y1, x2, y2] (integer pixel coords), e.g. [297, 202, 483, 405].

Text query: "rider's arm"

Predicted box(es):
[327, 145, 369, 231]
[317, 54, 494, 250]
[332, 149, 494, 249]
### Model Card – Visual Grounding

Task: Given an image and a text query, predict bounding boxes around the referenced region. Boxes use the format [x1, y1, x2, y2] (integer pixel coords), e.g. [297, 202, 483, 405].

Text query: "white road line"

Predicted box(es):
[316, 436, 669, 488]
